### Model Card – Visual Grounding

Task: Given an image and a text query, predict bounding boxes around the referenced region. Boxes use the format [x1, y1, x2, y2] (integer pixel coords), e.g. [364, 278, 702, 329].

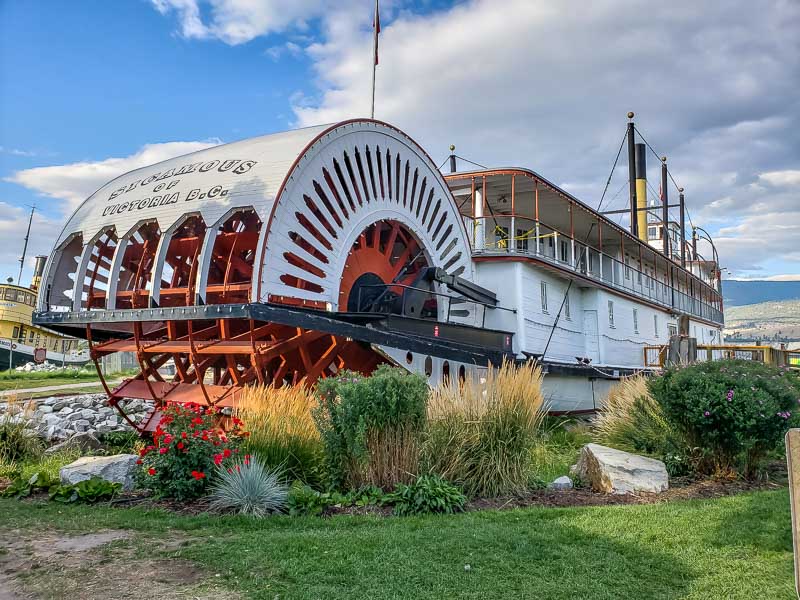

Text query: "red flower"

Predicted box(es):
[191, 417, 204, 426]
[139, 448, 148, 457]
[191, 470, 206, 480]
[223, 448, 232, 458]
[213, 453, 224, 466]
[148, 467, 156, 476]
[159, 447, 168, 454]
[136, 459, 143, 465]
[177, 442, 185, 450]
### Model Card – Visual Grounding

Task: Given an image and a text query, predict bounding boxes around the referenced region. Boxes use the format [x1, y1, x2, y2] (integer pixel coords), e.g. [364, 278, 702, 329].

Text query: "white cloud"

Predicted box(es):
[6, 140, 220, 210]
[0, 146, 37, 157]
[0, 202, 63, 284]
[759, 170, 800, 187]
[151, 0, 332, 45]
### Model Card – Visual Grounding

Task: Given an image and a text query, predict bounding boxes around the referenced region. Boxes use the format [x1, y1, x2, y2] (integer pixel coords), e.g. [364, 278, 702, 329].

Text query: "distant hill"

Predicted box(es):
[724, 298, 800, 342]
[722, 280, 800, 307]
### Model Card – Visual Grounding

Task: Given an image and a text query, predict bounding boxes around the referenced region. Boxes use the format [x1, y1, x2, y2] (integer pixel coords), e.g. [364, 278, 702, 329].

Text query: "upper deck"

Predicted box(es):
[444, 168, 724, 326]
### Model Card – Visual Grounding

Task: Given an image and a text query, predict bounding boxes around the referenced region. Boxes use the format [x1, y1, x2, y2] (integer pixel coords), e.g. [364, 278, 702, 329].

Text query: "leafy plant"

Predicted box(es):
[314, 365, 428, 489]
[287, 482, 347, 516]
[137, 402, 248, 500]
[49, 477, 122, 504]
[237, 385, 324, 487]
[209, 456, 288, 517]
[1, 470, 56, 499]
[384, 474, 466, 516]
[422, 360, 545, 497]
[649, 360, 800, 477]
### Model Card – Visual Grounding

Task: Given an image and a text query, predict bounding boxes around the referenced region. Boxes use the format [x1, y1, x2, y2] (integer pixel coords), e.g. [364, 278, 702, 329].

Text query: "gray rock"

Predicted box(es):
[52, 400, 69, 411]
[549, 476, 574, 490]
[38, 405, 54, 414]
[58, 406, 74, 416]
[60, 454, 139, 491]
[80, 408, 96, 421]
[45, 431, 103, 455]
[574, 443, 668, 495]
[74, 419, 92, 432]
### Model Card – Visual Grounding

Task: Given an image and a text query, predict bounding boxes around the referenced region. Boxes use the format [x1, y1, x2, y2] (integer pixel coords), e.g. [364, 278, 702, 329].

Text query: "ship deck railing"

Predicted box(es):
[466, 215, 723, 325]
[643, 344, 800, 369]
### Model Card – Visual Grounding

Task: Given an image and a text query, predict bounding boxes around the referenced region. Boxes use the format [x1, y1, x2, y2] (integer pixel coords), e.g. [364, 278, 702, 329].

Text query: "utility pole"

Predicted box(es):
[17, 205, 35, 286]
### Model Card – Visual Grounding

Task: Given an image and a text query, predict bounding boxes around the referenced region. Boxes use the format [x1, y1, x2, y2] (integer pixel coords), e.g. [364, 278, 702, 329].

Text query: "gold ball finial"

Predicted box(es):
[661, 156, 667, 163]
[679, 187, 684, 193]
[449, 144, 456, 152]
[627, 111, 635, 120]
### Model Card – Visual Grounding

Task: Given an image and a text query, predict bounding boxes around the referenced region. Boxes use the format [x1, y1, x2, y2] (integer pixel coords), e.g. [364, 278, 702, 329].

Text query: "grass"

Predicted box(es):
[424, 360, 545, 496]
[0, 489, 793, 599]
[237, 385, 324, 487]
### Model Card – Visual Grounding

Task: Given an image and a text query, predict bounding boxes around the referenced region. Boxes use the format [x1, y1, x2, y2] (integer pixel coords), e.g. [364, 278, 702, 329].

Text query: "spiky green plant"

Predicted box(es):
[209, 457, 288, 517]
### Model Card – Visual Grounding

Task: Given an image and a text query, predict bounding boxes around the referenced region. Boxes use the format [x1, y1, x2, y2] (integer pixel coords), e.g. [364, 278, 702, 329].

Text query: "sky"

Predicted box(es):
[1, 0, 798, 285]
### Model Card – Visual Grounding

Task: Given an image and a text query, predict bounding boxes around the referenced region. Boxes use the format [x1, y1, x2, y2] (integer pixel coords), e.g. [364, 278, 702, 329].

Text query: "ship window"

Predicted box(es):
[654, 314, 659, 338]
[516, 229, 528, 252]
[495, 226, 509, 250]
[633, 308, 639, 334]
[624, 259, 631, 280]
[4, 288, 14, 301]
[12, 326, 19, 339]
[668, 324, 677, 337]
[442, 361, 450, 385]
[540, 281, 548, 313]
[608, 300, 615, 328]
[424, 355, 433, 377]
[559, 240, 569, 262]
[648, 226, 658, 239]
[564, 292, 571, 320]
[28, 331, 34, 342]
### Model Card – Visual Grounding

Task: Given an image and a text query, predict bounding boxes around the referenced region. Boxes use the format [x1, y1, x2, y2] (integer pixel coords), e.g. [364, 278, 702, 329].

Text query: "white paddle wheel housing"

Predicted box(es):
[34, 120, 501, 432]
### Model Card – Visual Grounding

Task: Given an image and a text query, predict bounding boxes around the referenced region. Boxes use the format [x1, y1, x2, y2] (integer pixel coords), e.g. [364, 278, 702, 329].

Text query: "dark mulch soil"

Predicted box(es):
[10, 462, 788, 517]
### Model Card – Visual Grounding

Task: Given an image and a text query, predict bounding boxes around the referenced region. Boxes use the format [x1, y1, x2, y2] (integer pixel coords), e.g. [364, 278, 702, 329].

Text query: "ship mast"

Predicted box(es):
[17, 205, 35, 286]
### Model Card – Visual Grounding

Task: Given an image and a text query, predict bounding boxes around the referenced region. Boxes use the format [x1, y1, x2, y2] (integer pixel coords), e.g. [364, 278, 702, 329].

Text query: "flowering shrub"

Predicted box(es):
[314, 365, 428, 489]
[137, 403, 248, 500]
[649, 360, 800, 477]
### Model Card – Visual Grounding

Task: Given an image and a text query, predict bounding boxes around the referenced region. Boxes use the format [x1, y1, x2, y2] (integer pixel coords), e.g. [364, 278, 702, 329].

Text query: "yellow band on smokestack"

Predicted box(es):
[635, 143, 648, 242]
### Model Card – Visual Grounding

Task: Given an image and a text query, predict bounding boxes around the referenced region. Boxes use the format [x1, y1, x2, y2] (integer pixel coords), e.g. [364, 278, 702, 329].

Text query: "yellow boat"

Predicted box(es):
[0, 257, 86, 369]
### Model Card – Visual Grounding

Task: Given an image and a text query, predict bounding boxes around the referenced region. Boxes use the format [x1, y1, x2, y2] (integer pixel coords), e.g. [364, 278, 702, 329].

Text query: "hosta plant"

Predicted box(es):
[209, 456, 288, 517]
[385, 474, 467, 516]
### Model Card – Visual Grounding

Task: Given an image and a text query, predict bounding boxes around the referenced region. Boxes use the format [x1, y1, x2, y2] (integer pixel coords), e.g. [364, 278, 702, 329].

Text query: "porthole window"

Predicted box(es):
[424, 356, 433, 377]
[406, 351, 413, 365]
[458, 365, 466, 383]
[442, 361, 450, 384]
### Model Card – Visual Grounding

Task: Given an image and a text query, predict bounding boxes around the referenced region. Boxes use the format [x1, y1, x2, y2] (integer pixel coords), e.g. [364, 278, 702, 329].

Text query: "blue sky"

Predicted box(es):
[1, 0, 798, 284]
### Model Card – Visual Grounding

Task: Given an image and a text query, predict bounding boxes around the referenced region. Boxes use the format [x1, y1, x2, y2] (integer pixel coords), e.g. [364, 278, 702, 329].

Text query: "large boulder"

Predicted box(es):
[60, 454, 138, 491]
[574, 443, 668, 495]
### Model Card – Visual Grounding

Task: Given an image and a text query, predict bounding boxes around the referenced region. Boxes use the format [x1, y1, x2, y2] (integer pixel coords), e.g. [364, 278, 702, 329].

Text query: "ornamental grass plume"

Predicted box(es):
[209, 456, 288, 517]
[237, 385, 323, 487]
[423, 359, 545, 497]
[592, 375, 676, 455]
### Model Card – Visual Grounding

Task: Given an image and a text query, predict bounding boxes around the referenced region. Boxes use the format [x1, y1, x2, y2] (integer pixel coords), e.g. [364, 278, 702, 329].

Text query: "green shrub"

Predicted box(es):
[0, 470, 56, 499]
[423, 360, 545, 497]
[649, 360, 800, 477]
[314, 365, 427, 489]
[209, 456, 288, 517]
[137, 403, 247, 500]
[384, 474, 466, 516]
[95, 431, 141, 455]
[237, 386, 324, 487]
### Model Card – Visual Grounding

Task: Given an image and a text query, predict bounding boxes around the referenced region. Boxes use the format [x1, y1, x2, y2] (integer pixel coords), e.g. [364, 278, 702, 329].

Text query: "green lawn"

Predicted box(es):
[0, 369, 101, 392]
[0, 489, 794, 599]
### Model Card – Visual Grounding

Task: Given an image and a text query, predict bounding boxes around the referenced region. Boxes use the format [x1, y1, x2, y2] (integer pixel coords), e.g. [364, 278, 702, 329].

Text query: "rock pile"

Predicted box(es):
[0, 394, 150, 441]
[14, 361, 88, 373]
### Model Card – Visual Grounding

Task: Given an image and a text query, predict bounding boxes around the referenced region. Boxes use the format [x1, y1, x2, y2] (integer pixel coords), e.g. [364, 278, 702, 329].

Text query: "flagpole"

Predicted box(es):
[371, 0, 379, 119]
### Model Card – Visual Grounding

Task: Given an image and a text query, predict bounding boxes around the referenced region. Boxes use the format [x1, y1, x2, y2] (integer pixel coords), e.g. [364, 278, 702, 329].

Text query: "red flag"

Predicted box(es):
[373, 0, 380, 66]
